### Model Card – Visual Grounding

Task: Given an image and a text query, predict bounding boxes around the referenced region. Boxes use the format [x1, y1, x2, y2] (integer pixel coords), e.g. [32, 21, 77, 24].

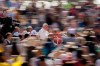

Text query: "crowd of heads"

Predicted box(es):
[0, 0, 100, 66]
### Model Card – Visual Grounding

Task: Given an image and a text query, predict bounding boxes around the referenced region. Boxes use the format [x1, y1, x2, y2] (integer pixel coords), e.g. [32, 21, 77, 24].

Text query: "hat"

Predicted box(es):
[32, 50, 39, 52]
[27, 26, 32, 29]
[67, 42, 75, 45]
[53, 28, 60, 31]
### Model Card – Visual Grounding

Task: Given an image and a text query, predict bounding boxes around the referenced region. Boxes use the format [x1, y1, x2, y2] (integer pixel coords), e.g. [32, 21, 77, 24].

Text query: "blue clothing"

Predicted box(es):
[78, 22, 86, 27]
[5, 0, 11, 7]
[42, 42, 55, 57]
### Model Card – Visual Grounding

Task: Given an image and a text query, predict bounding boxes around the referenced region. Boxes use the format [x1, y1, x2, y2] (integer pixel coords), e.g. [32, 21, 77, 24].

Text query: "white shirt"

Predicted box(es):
[38, 28, 49, 40]
[13, 32, 20, 36]
[31, 30, 37, 36]
[67, 27, 77, 34]
[96, 59, 100, 66]
[22, 30, 37, 36]
[4, 39, 11, 45]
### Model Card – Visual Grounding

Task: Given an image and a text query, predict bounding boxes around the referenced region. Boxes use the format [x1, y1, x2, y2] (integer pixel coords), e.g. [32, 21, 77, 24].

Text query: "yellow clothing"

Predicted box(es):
[12, 62, 23, 66]
[0, 62, 10, 66]
[0, 45, 4, 53]
[12, 55, 24, 66]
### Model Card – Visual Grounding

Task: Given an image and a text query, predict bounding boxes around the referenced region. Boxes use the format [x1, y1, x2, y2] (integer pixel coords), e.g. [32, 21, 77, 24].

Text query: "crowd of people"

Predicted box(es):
[0, 0, 100, 66]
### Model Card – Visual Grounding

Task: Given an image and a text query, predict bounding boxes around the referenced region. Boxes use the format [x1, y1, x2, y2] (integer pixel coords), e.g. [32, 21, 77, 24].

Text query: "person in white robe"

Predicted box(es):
[38, 23, 49, 40]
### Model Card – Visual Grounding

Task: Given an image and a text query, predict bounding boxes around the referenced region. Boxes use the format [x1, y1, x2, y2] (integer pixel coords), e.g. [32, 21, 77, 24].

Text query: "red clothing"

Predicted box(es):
[53, 33, 62, 46]
[69, 8, 77, 16]
[74, 60, 83, 66]
[0, 11, 6, 18]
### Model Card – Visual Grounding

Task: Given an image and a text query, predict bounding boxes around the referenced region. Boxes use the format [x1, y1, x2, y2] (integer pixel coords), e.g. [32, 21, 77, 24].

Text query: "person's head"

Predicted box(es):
[24, 34, 30, 39]
[42, 23, 48, 30]
[5, 32, 12, 40]
[14, 27, 20, 32]
[81, 46, 89, 54]
[19, 35, 24, 40]
[69, 34, 75, 37]
[69, 19, 78, 28]
[38, 55, 46, 61]
[38, 8, 45, 14]
[27, 26, 33, 32]
[78, 13, 85, 19]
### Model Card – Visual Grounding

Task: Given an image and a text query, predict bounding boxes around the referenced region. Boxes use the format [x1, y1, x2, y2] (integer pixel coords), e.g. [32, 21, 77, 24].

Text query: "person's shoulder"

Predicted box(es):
[31, 30, 36, 32]
[39, 28, 43, 31]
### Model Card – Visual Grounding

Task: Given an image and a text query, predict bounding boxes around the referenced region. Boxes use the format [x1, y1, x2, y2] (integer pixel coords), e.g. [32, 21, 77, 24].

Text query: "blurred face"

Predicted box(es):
[78, 14, 85, 19]
[15, 28, 20, 32]
[27, 28, 32, 32]
[48, 29, 53, 33]
[70, 20, 78, 28]
[82, 47, 89, 54]
[43, 25, 48, 30]
[8, 34, 12, 40]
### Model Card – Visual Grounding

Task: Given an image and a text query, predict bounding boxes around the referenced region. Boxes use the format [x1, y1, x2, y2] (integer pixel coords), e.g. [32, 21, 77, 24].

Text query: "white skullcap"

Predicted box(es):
[43, 23, 48, 27]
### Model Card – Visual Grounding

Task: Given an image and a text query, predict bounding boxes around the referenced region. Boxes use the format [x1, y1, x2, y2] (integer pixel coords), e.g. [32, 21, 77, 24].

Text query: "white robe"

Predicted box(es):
[38, 28, 49, 40]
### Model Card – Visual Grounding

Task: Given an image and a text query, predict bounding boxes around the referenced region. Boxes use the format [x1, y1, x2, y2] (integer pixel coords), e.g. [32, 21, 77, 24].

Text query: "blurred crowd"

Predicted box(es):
[0, 0, 100, 66]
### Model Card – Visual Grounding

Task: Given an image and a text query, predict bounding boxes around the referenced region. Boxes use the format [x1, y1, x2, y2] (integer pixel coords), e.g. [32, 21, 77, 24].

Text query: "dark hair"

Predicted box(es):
[19, 35, 23, 40]
[24, 34, 29, 38]
[69, 34, 75, 37]
[5, 32, 12, 39]
[21, 62, 29, 66]
[38, 56, 46, 61]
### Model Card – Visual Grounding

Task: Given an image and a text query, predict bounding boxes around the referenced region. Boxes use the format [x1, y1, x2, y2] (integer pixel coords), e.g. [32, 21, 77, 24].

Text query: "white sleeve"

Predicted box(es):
[31, 30, 37, 35]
